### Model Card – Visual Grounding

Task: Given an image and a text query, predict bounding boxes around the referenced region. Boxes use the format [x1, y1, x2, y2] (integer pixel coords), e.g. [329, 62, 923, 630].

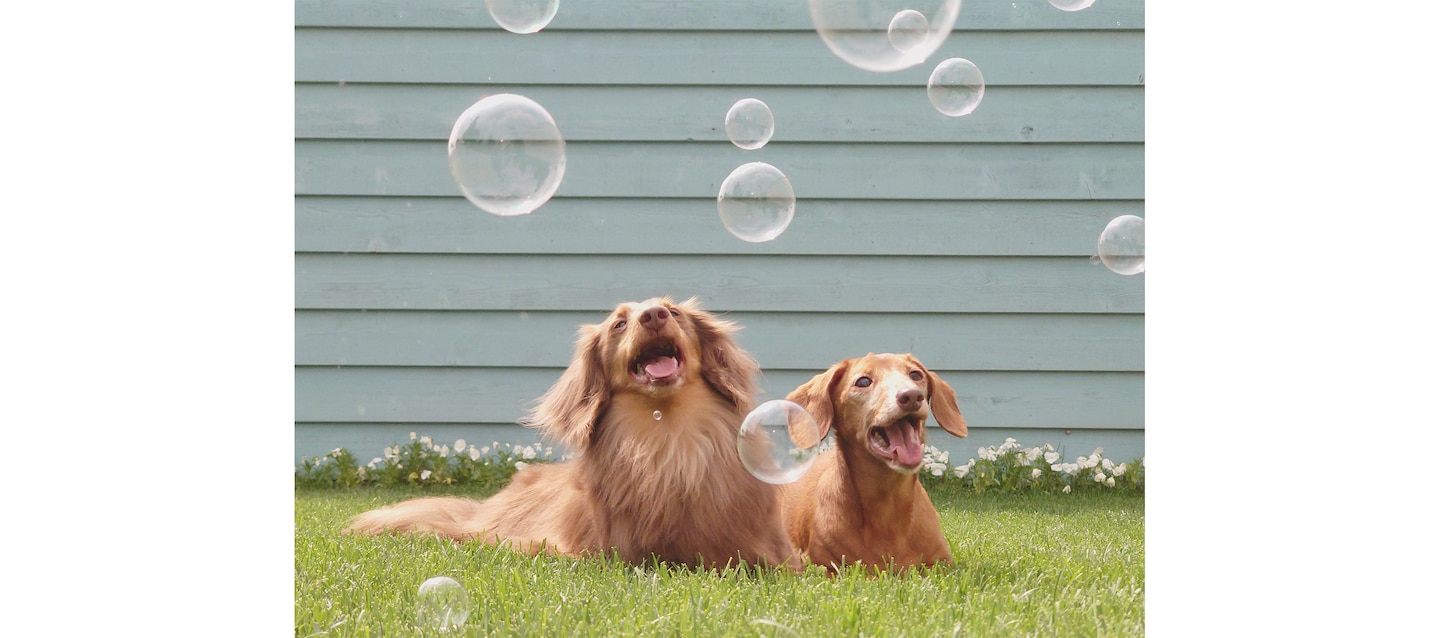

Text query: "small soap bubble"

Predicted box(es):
[737, 400, 822, 485]
[1097, 215, 1145, 275]
[1048, 0, 1097, 12]
[725, 98, 775, 150]
[485, 0, 559, 34]
[887, 9, 930, 53]
[810, 0, 962, 72]
[416, 576, 472, 631]
[653, 410, 663, 421]
[717, 162, 796, 243]
[927, 58, 986, 117]
[447, 94, 566, 216]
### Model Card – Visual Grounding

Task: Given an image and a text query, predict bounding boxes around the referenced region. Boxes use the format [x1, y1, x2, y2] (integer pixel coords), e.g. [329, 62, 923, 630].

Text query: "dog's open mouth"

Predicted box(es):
[868, 415, 925, 469]
[630, 340, 684, 386]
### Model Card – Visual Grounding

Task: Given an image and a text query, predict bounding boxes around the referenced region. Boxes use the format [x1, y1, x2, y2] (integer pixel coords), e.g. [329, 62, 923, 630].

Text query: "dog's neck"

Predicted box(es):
[833, 438, 923, 524]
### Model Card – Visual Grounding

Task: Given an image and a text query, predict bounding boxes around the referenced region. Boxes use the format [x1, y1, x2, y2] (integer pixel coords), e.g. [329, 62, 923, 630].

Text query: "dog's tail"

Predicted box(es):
[344, 496, 488, 541]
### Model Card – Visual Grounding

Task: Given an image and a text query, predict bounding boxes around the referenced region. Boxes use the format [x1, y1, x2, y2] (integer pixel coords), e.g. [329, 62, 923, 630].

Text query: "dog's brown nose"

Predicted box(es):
[897, 387, 924, 412]
[639, 305, 671, 331]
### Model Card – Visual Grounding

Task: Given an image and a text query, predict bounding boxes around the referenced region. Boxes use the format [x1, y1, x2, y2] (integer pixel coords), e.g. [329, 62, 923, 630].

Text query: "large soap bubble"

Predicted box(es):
[1097, 215, 1145, 275]
[716, 162, 796, 243]
[809, 0, 963, 72]
[485, 0, 559, 34]
[416, 576, 472, 631]
[447, 94, 566, 217]
[738, 400, 823, 485]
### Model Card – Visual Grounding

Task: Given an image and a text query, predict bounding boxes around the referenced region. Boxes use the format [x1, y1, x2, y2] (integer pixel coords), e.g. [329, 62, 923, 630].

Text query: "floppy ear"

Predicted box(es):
[520, 322, 608, 451]
[681, 297, 759, 413]
[785, 360, 848, 443]
[925, 368, 967, 437]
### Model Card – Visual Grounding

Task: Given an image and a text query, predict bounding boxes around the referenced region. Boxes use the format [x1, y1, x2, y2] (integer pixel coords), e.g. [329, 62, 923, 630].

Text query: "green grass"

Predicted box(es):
[295, 483, 1143, 637]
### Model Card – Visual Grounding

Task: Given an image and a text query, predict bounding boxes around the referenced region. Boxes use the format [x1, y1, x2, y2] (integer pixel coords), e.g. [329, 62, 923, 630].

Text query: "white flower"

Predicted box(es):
[369, 457, 382, 468]
[1093, 471, 1106, 483]
[410, 432, 417, 441]
[1063, 485, 1071, 494]
[1025, 447, 1042, 463]
[1051, 463, 1064, 473]
[522, 446, 537, 459]
[357, 466, 367, 478]
[420, 469, 432, 481]
[481, 446, 490, 455]
[1044, 451, 1060, 464]
[420, 436, 433, 447]
[437, 445, 450, 457]
[469, 446, 481, 461]
[978, 447, 997, 461]
[514, 461, 529, 471]
[454, 439, 466, 452]
[1102, 458, 1115, 471]
[1106, 477, 1116, 488]
[1114, 463, 1128, 477]
[954, 465, 970, 479]
[544, 447, 554, 458]
[1031, 468, 1043, 479]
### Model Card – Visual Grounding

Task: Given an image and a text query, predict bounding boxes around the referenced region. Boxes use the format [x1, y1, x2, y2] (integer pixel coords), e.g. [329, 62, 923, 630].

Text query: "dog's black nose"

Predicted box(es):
[897, 387, 924, 412]
[639, 306, 671, 331]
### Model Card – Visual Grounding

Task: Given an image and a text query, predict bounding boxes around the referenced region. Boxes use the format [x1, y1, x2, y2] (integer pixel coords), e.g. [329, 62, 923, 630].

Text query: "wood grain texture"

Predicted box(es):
[295, 0, 1146, 31]
[296, 196, 1144, 256]
[295, 309, 1143, 371]
[295, 29, 1144, 87]
[294, 140, 1144, 200]
[294, 253, 1144, 313]
[295, 84, 1144, 143]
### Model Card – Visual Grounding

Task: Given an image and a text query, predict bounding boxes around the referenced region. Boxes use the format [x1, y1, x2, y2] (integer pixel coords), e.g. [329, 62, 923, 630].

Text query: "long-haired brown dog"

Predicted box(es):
[346, 297, 798, 570]
[781, 353, 968, 572]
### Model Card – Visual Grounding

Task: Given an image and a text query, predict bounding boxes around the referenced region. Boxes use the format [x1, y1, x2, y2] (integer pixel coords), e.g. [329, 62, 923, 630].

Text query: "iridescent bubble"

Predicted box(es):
[653, 410, 662, 421]
[887, 9, 930, 53]
[1097, 215, 1145, 275]
[738, 400, 822, 485]
[725, 98, 775, 151]
[716, 162, 796, 243]
[416, 576, 472, 631]
[809, 0, 962, 72]
[927, 57, 986, 117]
[1048, 0, 1097, 12]
[447, 94, 566, 216]
[485, 0, 559, 34]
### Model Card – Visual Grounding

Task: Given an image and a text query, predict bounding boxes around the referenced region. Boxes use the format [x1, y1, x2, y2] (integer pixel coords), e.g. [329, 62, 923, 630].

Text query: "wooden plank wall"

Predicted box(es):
[294, 0, 1146, 465]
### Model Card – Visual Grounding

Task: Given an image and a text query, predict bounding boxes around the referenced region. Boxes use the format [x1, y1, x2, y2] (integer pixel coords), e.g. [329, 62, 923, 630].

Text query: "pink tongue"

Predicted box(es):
[644, 356, 679, 378]
[884, 422, 923, 467]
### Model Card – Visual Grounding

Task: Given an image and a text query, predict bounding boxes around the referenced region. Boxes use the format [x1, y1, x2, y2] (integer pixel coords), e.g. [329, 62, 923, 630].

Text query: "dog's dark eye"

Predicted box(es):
[855, 376, 872, 388]
[613, 320, 627, 331]
[909, 370, 924, 382]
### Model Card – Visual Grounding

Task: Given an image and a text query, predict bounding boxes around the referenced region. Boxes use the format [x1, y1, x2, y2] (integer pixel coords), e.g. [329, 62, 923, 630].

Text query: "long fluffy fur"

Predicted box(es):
[345, 297, 798, 569]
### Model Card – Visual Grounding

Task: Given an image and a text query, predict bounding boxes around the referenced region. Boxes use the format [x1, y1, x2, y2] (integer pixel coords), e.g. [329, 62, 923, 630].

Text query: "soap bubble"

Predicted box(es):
[416, 576, 472, 631]
[1048, 0, 1097, 12]
[887, 9, 930, 53]
[716, 162, 796, 243]
[809, 0, 962, 72]
[738, 400, 822, 485]
[725, 98, 775, 150]
[927, 58, 986, 117]
[447, 94, 566, 216]
[1097, 215, 1145, 275]
[485, 0, 559, 34]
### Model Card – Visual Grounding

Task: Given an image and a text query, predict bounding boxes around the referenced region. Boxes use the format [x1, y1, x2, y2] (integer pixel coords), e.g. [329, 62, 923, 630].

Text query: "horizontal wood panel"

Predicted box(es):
[295, 423, 1145, 467]
[295, 84, 1143, 143]
[294, 253, 1145, 313]
[294, 140, 1145, 200]
[295, 366, 1144, 427]
[295, 196, 1144, 257]
[295, 29, 1144, 86]
[295, 309, 1144, 371]
[295, 0, 1145, 31]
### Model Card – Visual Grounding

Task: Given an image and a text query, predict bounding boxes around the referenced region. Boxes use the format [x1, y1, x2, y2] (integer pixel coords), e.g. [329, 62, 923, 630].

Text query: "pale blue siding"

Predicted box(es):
[295, 0, 1145, 465]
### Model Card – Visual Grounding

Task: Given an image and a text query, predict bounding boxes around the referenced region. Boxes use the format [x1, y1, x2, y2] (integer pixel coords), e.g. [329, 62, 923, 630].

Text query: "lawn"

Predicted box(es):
[295, 482, 1143, 637]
